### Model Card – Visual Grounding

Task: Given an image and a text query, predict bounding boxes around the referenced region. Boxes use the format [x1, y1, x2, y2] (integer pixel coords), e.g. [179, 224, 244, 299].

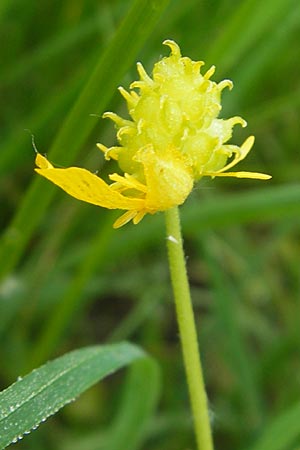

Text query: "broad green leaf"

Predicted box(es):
[0, 342, 145, 449]
[58, 357, 161, 450]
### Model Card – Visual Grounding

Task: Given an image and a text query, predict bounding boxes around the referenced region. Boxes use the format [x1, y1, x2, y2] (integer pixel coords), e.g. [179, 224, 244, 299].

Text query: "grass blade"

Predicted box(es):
[28, 214, 115, 369]
[248, 402, 300, 450]
[201, 234, 263, 427]
[105, 357, 161, 450]
[0, 0, 170, 282]
[206, 0, 297, 73]
[0, 342, 144, 449]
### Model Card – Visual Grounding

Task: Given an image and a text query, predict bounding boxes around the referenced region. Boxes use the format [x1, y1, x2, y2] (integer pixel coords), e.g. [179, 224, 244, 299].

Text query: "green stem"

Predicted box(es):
[164, 206, 214, 450]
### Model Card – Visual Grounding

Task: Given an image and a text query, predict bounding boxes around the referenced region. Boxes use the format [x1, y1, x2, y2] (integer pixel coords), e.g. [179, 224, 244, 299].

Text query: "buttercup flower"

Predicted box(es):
[35, 40, 271, 228]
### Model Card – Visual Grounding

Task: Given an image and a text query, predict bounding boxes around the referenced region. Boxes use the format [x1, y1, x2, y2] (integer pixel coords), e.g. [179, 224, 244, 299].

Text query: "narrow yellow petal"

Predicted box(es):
[113, 210, 138, 228]
[35, 153, 54, 169]
[133, 210, 147, 225]
[204, 171, 272, 180]
[109, 173, 147, 193]
[215, 136, 255, 173]
[35, 155, 145, 210]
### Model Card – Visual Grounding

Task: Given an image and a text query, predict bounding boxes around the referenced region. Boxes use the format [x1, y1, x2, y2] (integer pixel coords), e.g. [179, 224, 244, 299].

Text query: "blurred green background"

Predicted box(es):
[1, 0, 300, 449]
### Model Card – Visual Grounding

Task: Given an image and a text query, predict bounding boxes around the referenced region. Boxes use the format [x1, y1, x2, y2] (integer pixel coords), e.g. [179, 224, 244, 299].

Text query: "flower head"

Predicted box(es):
[35, 40, 271, 228]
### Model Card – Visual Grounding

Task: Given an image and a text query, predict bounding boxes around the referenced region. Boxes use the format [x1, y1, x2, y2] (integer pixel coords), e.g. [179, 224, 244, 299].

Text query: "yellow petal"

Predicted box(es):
[204, 171, 272, 180]
[215, 136, 255, 173]
[134, 145, 194, 211]
[133, 210, 147, 224]
[35, 154, 145, 210]
[109, 173, 147, 193]
[35, 153, 54, 169]
[113, 210, 139, 228]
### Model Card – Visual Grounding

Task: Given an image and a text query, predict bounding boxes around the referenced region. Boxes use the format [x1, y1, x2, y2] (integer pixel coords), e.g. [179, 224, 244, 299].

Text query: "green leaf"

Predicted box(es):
[58, 357, 161, 450]
[0, 342, 145, 449]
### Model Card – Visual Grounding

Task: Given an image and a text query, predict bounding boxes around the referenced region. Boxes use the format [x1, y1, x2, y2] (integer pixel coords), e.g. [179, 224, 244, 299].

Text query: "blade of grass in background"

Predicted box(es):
[27, 213, 116, 369]
[227, 2, 300, 112]
[0, 342, 149, 449]
[248, 401, 300, 450]
[69, 183, 300, 280]
[247, 85, 300, 126]
[0, 0, 170, 282]
[24, 183, 300, 369]
[206, 0, 298, 74]
[0, 12, 107, 86]
[0, 70, 83, 175]
[104, 357, 161, 450]
[0, 4, 116, 174]
[106, 183, 300, 264]
[183, 183, 300, 234]
[0, 1, 9, 21]
[200, 233, 264, 429]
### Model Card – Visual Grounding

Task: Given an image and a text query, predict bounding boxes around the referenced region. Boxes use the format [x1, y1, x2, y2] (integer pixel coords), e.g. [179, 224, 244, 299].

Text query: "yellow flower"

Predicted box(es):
[35, 40, 271, 228]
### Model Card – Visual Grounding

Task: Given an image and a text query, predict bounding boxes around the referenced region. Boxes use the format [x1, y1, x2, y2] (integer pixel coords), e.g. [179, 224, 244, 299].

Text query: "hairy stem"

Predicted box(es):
[165, 206, 213, 450]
